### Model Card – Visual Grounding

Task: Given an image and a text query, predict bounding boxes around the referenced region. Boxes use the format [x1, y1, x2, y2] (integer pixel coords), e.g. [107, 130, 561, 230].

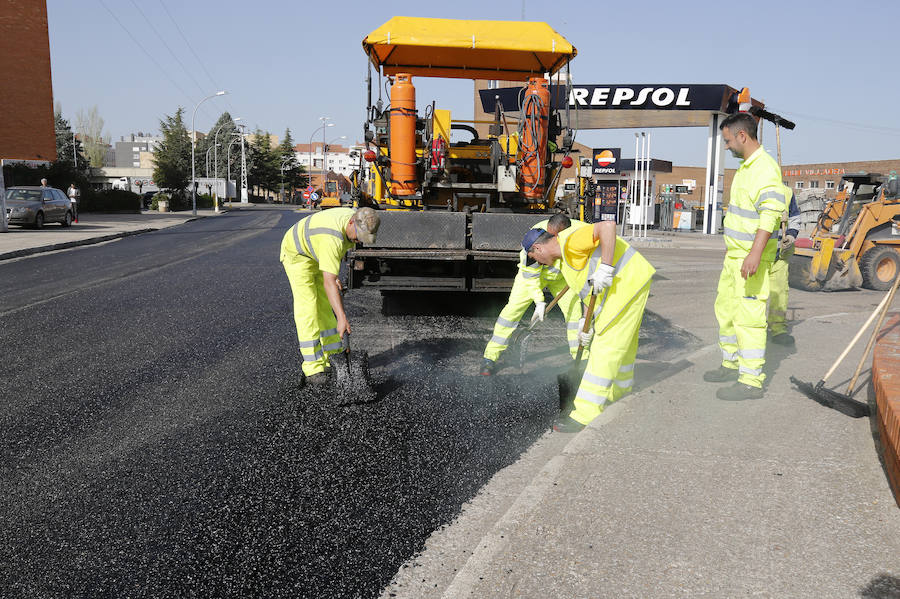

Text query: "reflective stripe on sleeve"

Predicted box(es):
[521, 270, 541, 279]
[755, 189, 785, 210]
[320, 328, 338, 338]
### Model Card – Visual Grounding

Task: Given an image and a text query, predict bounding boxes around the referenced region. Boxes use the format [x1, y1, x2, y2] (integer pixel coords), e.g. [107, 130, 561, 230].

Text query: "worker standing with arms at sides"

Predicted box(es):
[767, 188, 802, 346]
[280, 207, 380, 385]
[481, 213, 588, 375]
[526, 216, 656, 432]
[704, 112, 786, 400]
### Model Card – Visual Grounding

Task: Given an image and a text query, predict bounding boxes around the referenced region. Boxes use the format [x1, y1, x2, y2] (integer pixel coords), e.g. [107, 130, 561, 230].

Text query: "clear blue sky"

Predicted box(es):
[47, 0, 900, 168]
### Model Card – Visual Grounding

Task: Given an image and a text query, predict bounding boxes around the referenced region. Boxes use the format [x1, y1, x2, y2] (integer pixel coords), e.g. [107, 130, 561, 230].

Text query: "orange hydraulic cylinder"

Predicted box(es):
[389, 73, 419, 197]
[520, 77, 550, 200]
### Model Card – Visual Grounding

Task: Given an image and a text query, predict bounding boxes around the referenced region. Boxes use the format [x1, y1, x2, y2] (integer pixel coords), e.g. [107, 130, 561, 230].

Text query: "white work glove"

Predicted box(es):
[588, 263, 615, 294]
[530, 301, 547, 326]
[576, 317, 594, 347]
[780, 234, 796, 253]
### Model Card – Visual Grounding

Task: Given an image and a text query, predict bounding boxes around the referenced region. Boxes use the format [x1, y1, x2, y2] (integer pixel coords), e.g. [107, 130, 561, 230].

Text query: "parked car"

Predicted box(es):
[4, 186, 73, 228]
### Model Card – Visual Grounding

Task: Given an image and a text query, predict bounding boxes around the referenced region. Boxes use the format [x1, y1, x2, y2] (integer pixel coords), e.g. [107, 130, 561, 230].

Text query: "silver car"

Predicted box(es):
[4, 186, 74, 228]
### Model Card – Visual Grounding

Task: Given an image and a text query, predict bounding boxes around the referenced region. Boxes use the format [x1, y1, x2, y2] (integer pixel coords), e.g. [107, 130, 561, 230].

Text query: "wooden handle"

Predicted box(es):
[574, 291, 599, 363]
[821, 289, 892, 384]
[846, 273, 900, 395]
[545, 285, 569, 313]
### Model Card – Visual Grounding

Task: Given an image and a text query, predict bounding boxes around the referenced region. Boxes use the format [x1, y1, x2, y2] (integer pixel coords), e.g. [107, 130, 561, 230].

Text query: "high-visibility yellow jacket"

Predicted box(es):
[557, 224, 656, 335]
[280, 207, 355, 275]
[723, 145, 786, 262]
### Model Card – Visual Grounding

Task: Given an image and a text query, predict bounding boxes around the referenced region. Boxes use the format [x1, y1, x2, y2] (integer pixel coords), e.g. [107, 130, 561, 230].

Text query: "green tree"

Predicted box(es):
[277, 127, 307, 202]
[54, 107, 88, 173]
[247, 129, 279, 197]
[195, 112, 242, 180]
[153, 107, 192, 204]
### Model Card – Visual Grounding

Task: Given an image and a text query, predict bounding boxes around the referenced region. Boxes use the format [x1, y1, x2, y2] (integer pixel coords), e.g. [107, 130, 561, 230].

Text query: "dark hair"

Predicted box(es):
[532, 231, 556, 247]
[547, 213, 571, 232]
[720, 113, 758, 141]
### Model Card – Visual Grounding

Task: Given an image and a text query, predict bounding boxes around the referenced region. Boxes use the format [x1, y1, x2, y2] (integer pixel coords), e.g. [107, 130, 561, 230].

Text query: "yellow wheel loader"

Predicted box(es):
[790, 173, 900, 291]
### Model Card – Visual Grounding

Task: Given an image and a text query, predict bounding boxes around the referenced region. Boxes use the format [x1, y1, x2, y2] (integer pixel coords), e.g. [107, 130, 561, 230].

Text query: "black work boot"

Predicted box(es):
[480, 358, 497, 376]
[703, 365, 738, 383]
[307, 372, 330, 386]
[552, 414, 586, 433]
[770, 332, 795, 346]
[716, 381, 764, 401]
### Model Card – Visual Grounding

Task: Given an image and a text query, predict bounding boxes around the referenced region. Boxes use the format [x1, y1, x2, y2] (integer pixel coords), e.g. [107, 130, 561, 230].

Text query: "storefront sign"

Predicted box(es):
[592, 147, 621, 175]
[480, 84, 735, 113]
[783, 168, 845, 176]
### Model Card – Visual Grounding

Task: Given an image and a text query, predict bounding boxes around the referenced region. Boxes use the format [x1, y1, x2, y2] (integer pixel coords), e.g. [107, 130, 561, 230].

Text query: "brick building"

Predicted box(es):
[0, 0, 55, 163]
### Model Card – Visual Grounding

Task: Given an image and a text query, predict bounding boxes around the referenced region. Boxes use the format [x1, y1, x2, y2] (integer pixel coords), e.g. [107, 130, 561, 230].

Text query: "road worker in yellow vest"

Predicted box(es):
[704, 112, 786, 400]
[280, 207, 380, 385]
[481, 213, 588, 375]
[767, 188, 802, 346]
[527, 219, 656, 432]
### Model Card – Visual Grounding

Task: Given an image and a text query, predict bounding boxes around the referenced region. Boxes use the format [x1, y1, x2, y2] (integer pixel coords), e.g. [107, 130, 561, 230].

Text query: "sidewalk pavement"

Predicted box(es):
[383, 247, 900, 598]
[0, 210, 223, 261]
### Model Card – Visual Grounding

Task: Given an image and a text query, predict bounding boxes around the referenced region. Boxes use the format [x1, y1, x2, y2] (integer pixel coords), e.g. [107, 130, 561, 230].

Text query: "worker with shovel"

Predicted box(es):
[526, 218, 656, 432]
[280, 207, 380, 385]
[704, 112, 786, 400]
[480, 213, 587, 375]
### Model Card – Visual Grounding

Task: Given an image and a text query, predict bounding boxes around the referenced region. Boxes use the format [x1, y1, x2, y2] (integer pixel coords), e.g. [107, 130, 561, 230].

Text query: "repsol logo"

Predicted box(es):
[568, 86, 692, 108]
[594, 167, 617, 174]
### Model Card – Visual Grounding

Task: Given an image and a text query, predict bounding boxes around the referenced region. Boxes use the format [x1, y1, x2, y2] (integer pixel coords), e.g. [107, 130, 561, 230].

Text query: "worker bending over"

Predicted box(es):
[767, 188, 801, 346]
[481, 213, 587, 375]
[704, 112, 786, 400]
[280, 207, 380, 385]
[527, 218, 656, 432]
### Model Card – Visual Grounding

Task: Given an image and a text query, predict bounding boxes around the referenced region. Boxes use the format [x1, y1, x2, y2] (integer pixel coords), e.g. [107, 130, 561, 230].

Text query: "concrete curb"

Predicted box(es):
[872, 311, 900, 507]
[0, 228, 158, 261]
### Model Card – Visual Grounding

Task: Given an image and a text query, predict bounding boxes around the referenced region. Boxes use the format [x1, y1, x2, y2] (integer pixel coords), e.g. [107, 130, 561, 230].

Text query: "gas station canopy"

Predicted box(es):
[362, 17, 577, 81]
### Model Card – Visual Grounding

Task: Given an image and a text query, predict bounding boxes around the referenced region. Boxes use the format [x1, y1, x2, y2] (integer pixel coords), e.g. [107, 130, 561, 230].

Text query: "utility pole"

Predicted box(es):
[239, 125, 248, 203]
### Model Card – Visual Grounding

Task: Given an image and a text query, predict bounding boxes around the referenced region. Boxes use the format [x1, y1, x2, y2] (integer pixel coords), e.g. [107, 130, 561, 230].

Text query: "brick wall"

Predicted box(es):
[0, 0, 55, 162]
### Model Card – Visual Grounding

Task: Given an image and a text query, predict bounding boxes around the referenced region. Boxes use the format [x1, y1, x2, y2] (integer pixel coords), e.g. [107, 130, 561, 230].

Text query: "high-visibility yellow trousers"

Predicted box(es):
[767, 255, 790, 336]
[483, 277, 585, 362]
[571, 281, 650, 426]
[281, 255, 344, 377]
[714, 256, 772, 388]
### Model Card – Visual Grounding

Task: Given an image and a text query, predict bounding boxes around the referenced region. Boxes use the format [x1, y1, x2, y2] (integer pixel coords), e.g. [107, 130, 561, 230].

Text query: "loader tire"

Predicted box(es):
[860, 246, 900, 291]
[788, 254, 823, 291]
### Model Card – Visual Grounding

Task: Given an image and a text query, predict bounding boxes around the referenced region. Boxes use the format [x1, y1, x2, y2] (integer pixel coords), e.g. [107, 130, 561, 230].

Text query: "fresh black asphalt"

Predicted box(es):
[0, 210, 564, 598]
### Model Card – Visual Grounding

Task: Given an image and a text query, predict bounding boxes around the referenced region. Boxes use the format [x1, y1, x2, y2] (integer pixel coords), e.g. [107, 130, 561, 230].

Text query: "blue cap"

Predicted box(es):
[522, 228, 546, 252]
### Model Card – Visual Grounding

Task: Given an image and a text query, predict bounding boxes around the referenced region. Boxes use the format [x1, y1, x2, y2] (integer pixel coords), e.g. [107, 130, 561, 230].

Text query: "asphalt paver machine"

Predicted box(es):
[346, 17, 578, 293]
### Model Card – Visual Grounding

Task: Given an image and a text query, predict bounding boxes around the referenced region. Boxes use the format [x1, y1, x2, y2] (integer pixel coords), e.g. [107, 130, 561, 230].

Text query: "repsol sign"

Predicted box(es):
[480, 84, 732, 114]
[566, 85, 728, 110]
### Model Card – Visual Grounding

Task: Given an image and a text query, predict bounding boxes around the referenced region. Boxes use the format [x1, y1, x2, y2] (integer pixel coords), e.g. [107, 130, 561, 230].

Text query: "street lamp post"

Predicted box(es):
[308, 117, 333, 194]
[213, 117, 241, 212]
[280, 155, 294, 204]
[191, 90, 227, 216]
[227, 133, 243, 204]
[324, 135, 347, 197]
[205, 144, 219, 178]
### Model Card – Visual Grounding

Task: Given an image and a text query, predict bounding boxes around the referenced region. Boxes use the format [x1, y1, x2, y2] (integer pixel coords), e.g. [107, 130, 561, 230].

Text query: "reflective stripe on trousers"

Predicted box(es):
[571, 281, 650, 426]
[768, 257, 789, 335]
[714, 255, 771, 388]
[282, 254, 339, 376]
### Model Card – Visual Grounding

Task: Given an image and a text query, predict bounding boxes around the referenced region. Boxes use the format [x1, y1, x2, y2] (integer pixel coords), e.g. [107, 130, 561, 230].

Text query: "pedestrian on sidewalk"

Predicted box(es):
[704, 112, 786, 401]
[67, 183, 80, 223]
[527, 216, 656, 432]
[279, 207, 380, 386]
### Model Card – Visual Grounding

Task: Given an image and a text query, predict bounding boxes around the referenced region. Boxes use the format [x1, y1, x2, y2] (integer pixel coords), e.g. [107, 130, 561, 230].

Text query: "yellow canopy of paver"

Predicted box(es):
[362, 16, 576, 81]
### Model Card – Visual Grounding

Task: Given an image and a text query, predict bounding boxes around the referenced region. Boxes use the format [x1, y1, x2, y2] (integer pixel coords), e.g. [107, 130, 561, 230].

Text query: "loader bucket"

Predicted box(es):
[822, 256, 863, 291]
[788, 254, 823, 291]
